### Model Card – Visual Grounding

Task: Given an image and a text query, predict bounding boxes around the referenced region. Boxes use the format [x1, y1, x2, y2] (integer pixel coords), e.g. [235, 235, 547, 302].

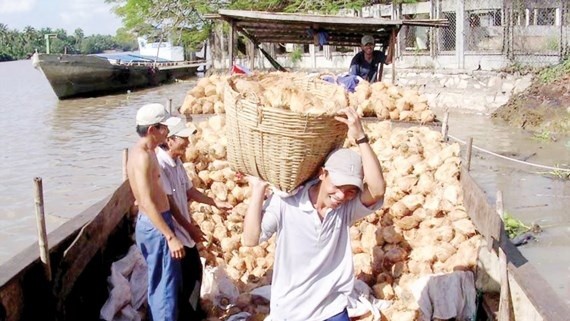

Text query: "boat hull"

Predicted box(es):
[36, 54, 200, 99]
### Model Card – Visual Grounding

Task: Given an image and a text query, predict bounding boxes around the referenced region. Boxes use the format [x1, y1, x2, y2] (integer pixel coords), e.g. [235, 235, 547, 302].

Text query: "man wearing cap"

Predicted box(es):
[156, 116, 232, 320]
[242, 107, 386, 321]
[127, 103, 183, 321]
[349, 34, 391, 83]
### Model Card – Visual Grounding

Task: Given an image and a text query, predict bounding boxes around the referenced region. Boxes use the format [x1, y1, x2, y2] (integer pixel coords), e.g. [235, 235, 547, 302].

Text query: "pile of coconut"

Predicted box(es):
[179, 72, 436, 122]
[181, 115, 481, 321]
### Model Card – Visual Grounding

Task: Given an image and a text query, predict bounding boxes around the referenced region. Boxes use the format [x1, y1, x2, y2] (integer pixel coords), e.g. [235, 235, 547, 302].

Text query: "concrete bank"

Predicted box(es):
[391, 69, 533, 115]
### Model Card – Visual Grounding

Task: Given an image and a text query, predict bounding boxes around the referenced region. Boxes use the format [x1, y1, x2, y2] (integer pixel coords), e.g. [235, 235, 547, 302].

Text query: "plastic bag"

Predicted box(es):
[201, 265, 240, 308]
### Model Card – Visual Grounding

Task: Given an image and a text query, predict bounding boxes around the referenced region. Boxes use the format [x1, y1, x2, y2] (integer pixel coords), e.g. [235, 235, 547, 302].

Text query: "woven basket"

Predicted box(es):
[224, 76, 348, 192]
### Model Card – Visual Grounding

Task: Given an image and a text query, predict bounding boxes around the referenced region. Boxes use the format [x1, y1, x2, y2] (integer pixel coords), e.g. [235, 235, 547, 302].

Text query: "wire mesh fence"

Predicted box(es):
[390, 0, 569, 65]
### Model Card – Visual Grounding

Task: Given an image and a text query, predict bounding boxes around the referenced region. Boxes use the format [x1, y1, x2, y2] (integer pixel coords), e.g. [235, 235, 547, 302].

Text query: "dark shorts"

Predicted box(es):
[179, 245, 207, 320]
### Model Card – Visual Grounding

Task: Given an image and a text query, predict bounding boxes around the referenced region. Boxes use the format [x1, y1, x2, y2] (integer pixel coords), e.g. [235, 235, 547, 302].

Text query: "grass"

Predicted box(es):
[537, 57, 570, 84]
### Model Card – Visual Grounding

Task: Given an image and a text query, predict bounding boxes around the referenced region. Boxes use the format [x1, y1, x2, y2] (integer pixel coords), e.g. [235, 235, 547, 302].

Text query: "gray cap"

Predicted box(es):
[361, 35, 375, 46]
[324, 148, 364, 190]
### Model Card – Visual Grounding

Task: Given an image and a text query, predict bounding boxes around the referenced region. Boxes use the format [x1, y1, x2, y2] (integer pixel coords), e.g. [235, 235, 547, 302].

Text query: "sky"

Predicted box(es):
[0, 0, 123, 35]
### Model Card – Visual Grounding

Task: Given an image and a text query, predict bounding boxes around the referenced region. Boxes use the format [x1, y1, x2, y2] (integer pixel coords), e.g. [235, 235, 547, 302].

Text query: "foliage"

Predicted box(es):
[289, 47, 303, 64]
[532, 129, 553, 141]
[0, 23, 131, 60]
[537, 58, 570, 84]
[104, 0, 408, 53]
[503, 212, 530, 239]
[105, 0, 223, 52]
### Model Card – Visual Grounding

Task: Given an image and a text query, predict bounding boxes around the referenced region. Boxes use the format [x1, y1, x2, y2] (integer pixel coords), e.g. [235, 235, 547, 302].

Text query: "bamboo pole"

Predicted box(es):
[166, 98, 173, 114]
[466, 137, 473, 171]
[122, 148, 129, 182]
[34, 177, 52, 282]
[441, 111, 449, 141]
[496, 190, 514, 321]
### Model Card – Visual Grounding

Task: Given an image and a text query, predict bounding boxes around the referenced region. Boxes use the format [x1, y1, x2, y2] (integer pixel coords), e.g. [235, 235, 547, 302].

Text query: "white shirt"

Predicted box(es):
[156, 147, 196, 248]
[260, 180, 383, 321]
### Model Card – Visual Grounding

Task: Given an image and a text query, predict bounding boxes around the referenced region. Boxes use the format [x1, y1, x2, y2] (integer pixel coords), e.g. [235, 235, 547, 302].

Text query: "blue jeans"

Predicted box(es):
[136, 211, 181, 321]
[324, 308, 350, 321]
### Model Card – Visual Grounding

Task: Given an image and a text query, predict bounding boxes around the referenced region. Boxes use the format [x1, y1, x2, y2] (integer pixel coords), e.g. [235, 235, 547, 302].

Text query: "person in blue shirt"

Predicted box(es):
[349, 35, 391, 83]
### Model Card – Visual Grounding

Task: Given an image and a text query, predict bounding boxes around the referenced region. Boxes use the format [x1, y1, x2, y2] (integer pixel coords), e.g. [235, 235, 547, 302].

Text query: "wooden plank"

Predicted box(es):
[503, 239, 570, 321]
[219, 9, 405, 26]
[0, 280, 23, 321]
[52, 181, 134, 301]
[496, 191, 514, 321]
[460, 167, 502, 247]
[0, 188, 110, 287]
[461, 169, 570, 320]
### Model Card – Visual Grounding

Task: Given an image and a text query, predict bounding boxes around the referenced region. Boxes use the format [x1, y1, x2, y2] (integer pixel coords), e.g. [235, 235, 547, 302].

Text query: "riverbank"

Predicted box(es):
[492, 59, 570, 137]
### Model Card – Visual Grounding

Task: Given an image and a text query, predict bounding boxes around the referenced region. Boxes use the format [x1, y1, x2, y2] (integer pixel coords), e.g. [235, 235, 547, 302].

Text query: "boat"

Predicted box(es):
[1, 138, 568, 320]
[33, 39, 204, 100]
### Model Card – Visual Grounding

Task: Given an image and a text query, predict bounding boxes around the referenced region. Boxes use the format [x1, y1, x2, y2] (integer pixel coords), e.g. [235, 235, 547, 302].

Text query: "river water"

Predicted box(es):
[0, 60, 568, 305]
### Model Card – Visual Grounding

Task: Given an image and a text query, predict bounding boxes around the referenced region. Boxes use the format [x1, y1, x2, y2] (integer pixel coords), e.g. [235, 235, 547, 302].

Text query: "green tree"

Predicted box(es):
[74, 28, 85, 52]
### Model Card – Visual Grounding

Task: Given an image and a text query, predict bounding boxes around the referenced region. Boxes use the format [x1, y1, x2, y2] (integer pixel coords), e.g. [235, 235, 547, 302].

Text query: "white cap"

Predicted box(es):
[135, 103, 177, 126]
[324, 148, 364, 190]
[167, 117, 197, 137]
[361, 35, 375, 46]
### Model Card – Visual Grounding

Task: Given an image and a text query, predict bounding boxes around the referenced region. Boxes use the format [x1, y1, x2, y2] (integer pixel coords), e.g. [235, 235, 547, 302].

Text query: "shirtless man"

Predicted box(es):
[127, 103, 184, 321]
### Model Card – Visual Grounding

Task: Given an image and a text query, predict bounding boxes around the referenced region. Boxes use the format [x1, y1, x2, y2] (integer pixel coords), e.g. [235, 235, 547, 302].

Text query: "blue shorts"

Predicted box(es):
[136, 211, 181, 321]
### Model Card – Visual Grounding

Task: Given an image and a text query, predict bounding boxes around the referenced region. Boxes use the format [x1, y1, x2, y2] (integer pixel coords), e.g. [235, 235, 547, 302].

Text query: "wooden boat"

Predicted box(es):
[1, 166, 568, 321]
[33, 53, 203, 100]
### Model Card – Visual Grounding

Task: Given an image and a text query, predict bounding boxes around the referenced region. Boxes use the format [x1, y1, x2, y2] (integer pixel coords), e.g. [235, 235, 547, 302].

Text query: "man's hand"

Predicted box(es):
[335, 107, 365, 142]
[187, 224, 206, 243]
[246, 175, 269, 190]
[214, 199, 233, 211]
[167, 236, 185, 259]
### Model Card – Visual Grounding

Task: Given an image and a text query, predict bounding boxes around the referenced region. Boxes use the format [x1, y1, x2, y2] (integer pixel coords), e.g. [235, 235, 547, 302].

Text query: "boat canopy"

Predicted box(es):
[209, 9, 449, 48]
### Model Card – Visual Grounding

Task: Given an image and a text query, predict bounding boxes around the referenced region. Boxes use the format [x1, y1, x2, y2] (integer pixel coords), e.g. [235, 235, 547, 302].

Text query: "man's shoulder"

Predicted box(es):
[352, 51, 364, 61]
[373, 50, 385, 60]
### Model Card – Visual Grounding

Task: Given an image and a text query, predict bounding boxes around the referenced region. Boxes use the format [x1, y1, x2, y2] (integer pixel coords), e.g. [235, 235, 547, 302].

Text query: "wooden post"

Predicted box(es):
[441, 111, 449, 141]
[34, 177, 52, 282]
[496, 191, 514, 321]
[122, 148, 129, 182]
[390, 28, 397, 84]
[249, 40, 256, 70]
[166, 98, 173, 114]
[466, 137, 473, 171]
[229, 20, 236, 70]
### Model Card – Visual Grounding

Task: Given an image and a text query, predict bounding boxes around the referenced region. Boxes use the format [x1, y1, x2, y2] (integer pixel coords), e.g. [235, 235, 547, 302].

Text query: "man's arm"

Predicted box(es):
[334, 108, 385, 207]
[132, 153, 184, 259]
[242, 177, 268, 247]
[167, 195, 204, 243]
[187, 187, 232, 210]
[348, 53, 360, 76]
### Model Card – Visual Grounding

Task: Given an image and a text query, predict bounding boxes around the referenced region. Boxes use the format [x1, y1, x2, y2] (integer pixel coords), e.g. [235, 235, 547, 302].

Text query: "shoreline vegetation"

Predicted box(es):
[492, 58, 570, 136]
[0, 24, 137, 61]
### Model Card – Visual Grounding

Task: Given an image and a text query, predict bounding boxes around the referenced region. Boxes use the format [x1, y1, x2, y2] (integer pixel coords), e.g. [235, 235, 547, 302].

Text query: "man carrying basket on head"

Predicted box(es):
[242, 107, 386, 321]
